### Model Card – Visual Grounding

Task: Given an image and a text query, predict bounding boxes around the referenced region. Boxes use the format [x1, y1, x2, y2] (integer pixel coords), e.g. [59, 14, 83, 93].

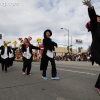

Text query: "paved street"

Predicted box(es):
[0, 61, 100, 100]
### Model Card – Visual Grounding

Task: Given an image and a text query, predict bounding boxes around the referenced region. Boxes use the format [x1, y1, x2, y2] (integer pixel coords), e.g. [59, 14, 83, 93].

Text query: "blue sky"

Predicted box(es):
[0, 0, 100, 50]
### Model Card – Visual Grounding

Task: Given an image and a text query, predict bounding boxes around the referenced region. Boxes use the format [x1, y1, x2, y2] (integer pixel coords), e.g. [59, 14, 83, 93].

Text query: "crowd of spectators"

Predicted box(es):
[54, 52, 91, 61]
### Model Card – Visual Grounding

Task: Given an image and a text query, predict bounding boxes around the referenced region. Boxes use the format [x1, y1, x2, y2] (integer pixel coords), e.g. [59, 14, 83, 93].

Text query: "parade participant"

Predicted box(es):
[83, 0, 100, 94]
[40, 29, 59, 80]
[0, 41, 12, 72]
[21, 38, 40, 75]
[8, 43, 18, 68]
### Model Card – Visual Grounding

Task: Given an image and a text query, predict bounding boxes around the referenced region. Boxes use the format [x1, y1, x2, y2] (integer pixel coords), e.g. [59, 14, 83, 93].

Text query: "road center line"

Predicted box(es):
[48, 67, 96, 76]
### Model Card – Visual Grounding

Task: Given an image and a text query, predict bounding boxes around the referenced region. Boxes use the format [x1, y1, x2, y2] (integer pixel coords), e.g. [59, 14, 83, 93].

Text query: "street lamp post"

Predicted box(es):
[64, 34, 72, 54]
[61, 28, 69, 53]
[70, 36, 72, 54]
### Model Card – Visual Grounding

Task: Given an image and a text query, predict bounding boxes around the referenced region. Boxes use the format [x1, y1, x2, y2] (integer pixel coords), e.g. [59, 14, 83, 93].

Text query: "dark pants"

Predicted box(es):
[1, 58, 9, 72]
[9, 58, 14, 67]
[95, 74, 100, 88]
[42, 56, 57, 77]
[22, 57, 32, 75]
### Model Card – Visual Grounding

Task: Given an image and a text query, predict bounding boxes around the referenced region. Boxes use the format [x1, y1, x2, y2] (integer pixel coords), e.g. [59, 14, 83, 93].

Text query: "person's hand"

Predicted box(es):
[82, 0, 92, 7]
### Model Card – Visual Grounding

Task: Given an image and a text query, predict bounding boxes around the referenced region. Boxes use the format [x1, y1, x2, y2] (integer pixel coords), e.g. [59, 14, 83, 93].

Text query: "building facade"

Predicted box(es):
[54, 47, 87, 56]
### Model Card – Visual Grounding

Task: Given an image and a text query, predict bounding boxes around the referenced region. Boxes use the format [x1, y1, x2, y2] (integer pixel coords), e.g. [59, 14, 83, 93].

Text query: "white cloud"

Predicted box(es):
[0, 0, 99, 50]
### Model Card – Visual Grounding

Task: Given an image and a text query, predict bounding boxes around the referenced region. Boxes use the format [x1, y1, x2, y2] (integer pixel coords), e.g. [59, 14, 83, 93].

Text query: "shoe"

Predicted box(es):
[96, 88, 100, 94]
[51, 76, 60, 80]
[42, 76, 48, 80]
[23, 72, 26, 75]
[27, 73, 31, 75]
[29, 73, 31, 75]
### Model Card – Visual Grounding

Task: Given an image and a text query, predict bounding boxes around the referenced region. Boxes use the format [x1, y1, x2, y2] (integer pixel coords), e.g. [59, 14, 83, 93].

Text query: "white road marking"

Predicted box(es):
[48, 67, 96, 76]
[33, 65, 96, 76]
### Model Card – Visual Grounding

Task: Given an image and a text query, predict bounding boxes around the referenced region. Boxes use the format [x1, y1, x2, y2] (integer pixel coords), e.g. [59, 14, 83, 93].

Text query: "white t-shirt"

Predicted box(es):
[23, 47, 31, 59]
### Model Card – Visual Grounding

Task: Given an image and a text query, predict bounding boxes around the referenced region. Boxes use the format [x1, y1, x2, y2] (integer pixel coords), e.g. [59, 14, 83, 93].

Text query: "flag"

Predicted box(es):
[75, 39, 82, 44]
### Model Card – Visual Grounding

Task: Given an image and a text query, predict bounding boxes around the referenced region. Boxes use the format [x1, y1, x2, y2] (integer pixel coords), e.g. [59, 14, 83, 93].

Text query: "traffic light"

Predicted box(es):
[0, 34, 2, 39]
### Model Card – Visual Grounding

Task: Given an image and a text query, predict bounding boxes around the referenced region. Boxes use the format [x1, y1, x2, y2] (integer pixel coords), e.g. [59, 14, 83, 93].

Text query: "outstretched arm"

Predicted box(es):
[83, 0, 97, 26]
[88, 7, 97, 21]
[31, 45, 40, 50]
[43, 38, 57, 47]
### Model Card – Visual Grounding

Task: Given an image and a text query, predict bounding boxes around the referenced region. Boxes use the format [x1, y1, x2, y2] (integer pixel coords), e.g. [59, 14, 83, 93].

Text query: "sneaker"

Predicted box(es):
[29, 73, 31, 75]
[51, 76, 60, 80]
[42, 76, 48, 80]
[96, 88, 100, 94]
[27, 73, 31, 75]
[23, 72, 26, 75]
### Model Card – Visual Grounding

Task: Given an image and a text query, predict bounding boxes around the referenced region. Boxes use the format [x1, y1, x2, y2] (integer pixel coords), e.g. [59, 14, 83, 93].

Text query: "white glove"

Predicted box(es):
[82, 0, 92, 7]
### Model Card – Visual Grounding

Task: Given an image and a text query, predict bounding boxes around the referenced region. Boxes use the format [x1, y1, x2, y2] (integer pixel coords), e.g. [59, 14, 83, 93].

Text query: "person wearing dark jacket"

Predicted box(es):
[83, 0, 100, 94]
[22, 38, 40, 75]
[8, 43, 18, 68]
[0, 41, 12, 72]
[40, 29, 59, 80]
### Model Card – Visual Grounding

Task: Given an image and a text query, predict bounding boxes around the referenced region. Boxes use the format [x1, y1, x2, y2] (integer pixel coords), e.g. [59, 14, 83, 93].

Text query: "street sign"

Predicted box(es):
[36, 38, 41, 43]
[13, 41, 17, 45]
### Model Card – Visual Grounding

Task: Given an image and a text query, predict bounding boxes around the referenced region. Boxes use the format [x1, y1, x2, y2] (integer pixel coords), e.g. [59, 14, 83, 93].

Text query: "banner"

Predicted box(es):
[75, 39, 83, 44]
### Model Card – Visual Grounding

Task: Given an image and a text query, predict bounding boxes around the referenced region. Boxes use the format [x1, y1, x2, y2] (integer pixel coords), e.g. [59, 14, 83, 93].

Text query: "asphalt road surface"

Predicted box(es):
[0, 61, 100, 100]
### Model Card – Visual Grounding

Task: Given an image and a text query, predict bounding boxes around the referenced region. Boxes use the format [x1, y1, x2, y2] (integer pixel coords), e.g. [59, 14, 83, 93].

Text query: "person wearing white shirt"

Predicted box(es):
[40, 29, 59, 80]
[21, 38, 40, 75]
[0, 41, 12, 72]
[8, 44, 18, 68]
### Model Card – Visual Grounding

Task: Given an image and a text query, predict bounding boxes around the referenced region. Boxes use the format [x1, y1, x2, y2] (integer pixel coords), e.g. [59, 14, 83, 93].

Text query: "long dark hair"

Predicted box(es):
[24, 38, 30, 44]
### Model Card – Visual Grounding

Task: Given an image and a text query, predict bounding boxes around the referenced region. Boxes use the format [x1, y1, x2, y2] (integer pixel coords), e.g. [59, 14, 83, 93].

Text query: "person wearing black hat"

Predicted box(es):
[0, 41, 12, 73]
[40, 29, 59, 80]
[21, 38, 40, 75]
[83, 0, 100, 94]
